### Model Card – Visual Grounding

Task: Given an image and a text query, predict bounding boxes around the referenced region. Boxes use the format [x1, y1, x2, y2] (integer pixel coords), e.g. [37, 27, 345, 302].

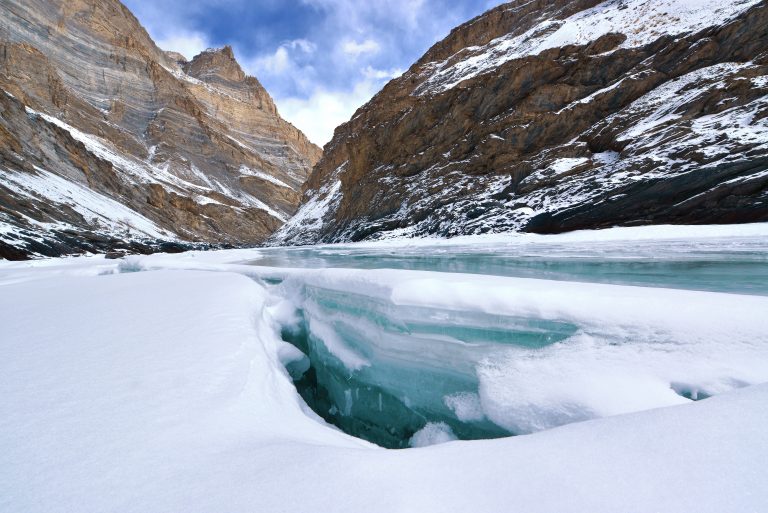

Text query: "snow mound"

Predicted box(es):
[410, 422, 458, 447]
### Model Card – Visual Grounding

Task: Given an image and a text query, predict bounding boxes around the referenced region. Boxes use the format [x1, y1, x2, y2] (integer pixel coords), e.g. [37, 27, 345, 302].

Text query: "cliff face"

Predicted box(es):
[0, 0, 320, 259]
[274, 0, 768, 245]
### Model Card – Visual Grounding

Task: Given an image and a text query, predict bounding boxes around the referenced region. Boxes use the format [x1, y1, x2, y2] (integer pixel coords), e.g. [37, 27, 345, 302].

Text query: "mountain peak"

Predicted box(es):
[184, 46, 246, 84]
[219, 45, 235, 59]
[0, 0, 321, 258]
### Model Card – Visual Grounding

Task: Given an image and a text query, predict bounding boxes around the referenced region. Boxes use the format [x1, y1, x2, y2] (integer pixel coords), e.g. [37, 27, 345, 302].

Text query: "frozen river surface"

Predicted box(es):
[242, 225, 768, 446]
[2, 224, 768, 512]
[252, 229, 768, 295]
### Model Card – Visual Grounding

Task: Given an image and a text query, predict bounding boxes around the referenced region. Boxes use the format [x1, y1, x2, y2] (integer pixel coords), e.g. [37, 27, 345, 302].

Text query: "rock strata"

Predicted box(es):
[274, 0, 768, 245]
[0, 0, 320, 258]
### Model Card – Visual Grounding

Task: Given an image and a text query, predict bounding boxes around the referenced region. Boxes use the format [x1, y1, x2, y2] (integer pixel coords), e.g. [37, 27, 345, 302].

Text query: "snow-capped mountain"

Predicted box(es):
[274, 0, 768, 245]
[0, 0, 320, 259]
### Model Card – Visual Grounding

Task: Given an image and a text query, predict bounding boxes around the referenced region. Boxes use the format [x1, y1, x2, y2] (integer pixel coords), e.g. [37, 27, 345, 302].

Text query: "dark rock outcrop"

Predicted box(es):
[274, 0, 768, 245]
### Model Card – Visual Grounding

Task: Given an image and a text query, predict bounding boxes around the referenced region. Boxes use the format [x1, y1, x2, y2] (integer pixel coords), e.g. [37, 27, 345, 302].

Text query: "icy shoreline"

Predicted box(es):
[2, 224, 767, 512]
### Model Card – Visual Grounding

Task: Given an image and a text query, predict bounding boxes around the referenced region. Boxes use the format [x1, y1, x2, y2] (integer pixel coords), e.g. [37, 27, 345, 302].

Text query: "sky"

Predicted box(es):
[122, 0, 504, 146]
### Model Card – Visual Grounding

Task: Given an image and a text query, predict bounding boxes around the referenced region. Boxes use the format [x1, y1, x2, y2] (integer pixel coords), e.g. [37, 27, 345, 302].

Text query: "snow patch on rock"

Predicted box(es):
[417, 0, 761, 95]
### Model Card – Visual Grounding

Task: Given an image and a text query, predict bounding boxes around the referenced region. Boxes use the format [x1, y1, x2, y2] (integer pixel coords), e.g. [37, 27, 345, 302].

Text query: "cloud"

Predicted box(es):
[276, 65, 402, 146]
[154, 30, 211, 60]
[287, 39, 317, 54]
[255, 39, 316, 75]
[123, 0, 506, 146]
[245, 38, 318, 96]
[255, 46, 292, 74]
[341, 39, 381, 58]
[300, 0, 429, 32]
[362, 66, 403, 80]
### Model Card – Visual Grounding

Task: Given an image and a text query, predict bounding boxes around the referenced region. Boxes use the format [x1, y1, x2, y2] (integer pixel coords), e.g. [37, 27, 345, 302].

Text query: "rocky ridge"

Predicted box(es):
[274, 0, 768, 245]
[0, 0, 320, 259]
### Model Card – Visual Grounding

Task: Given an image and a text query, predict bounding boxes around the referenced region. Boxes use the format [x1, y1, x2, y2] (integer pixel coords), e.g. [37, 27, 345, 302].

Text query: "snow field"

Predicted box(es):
[1, 225, 768, 512]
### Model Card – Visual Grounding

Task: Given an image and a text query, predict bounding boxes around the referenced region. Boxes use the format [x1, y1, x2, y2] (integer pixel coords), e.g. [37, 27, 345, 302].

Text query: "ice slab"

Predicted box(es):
[267, 266, 768, 441]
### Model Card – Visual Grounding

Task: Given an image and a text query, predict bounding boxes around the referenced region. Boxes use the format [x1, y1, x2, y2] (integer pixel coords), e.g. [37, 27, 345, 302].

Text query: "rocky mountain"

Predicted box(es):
[0, 0, 320, 259]
[274, 0, 768, 245]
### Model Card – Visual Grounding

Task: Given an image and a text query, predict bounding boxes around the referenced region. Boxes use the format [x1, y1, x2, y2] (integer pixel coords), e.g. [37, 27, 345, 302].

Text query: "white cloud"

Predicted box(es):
[301, 0, 429, 31]
[287, 39, 317, 54]
[276, 73, 388, 147]
[362, 66, 403, 80]
[256, 46, 292, 74]
[250, 39, 316, 78]
[154, 31, 211, 60]
[125, 0, 504, 149]
[341, 39, 381, 58]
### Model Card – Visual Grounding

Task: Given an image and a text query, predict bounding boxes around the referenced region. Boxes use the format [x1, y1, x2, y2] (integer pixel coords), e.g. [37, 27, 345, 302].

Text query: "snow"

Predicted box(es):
[562, 76, 628, 110]
[444, 392, 485, 422]
[162, 63, 250, 104]
[0, 166, 172, 240]
[0, 269, 365, 513]
[271, 173, 344, 244]
[357, 56, 767, 242]
[548, 157, 589, 174]
[2, 225, 767, 512]
[26, 107, 155, 184]
[239, 165, 294, 190]
[690, 97, 768, 148]
[615, 62, 751, 141]
[519, 157, 591, 187]
[194, 194, 224, 206]
[315, 221, 768, 247]
[210, 178, 288, 221]
[409, 422, 458, 447]
[417, 0, 761, 94]
[21, 105, 292, 227]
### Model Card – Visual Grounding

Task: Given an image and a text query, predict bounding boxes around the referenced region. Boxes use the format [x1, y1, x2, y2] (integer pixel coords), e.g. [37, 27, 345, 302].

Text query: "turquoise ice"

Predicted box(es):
[251, 227, 768, 448]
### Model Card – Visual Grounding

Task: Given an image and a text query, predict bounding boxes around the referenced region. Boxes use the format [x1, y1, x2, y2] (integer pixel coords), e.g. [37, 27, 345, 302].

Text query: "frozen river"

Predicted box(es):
[251, 231, 768, 295]
[2, 224, 767, 512]
[243, 225, 768, 447]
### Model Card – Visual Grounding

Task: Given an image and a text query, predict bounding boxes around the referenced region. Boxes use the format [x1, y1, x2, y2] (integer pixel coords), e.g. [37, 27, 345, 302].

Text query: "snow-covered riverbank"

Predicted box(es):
[2, 224, 767, 512]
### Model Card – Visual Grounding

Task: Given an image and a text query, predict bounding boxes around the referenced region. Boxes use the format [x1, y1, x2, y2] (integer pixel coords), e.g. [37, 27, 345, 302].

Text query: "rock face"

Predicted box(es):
[0, 0, 320, 259]
[274, 0, 768, 245]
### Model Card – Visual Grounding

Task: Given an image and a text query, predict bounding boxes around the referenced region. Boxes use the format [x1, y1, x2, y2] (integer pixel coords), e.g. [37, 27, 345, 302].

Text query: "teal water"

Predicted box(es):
[251, 236, 768, 295]
[258, 234, 768, 448]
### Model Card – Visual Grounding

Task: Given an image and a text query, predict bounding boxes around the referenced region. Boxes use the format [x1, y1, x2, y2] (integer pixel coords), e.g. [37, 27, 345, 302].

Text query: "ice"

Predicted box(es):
[2, 224, 767, 511]
[307, 315, 371, 371]
[444, 392, 485, 422]
[252, 223, 768, 295]
[101, 224, 768, 447]
[261, 265, 768, 444]
[410, 422, 458, 447]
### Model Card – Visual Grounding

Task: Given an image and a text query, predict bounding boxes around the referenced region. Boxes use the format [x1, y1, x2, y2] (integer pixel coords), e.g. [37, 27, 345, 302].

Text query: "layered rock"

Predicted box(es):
[274, 0, 768, 245]
[0, 0, 320, 258]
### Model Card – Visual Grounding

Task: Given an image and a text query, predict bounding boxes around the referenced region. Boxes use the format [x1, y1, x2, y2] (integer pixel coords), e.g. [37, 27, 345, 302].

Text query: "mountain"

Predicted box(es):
[274, 0, 768, 245]
[0, 0, 320, 259]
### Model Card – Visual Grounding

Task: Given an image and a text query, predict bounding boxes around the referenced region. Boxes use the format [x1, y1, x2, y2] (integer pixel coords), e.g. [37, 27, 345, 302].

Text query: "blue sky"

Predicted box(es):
[122, 0, 504, 146]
